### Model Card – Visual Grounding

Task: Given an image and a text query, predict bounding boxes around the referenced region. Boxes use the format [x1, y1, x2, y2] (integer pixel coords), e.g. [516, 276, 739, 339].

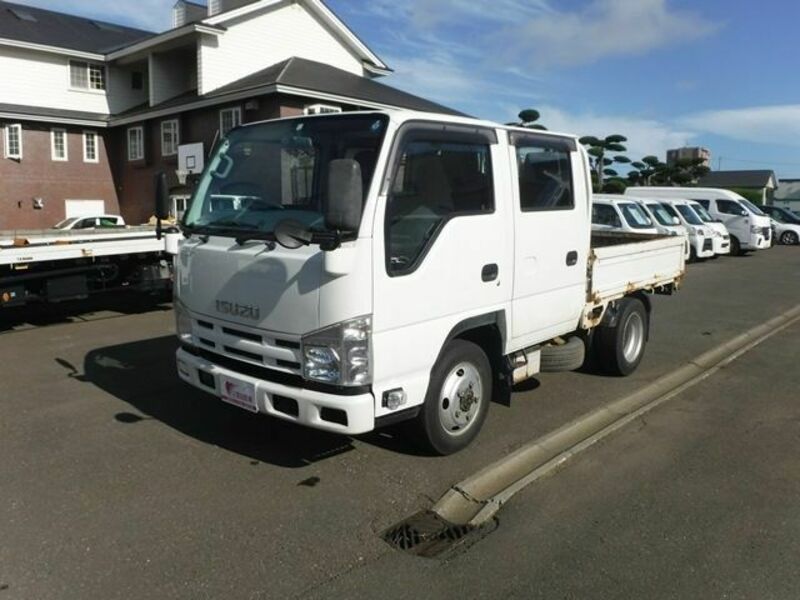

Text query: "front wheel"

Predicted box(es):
[780, 231, 799, 245]
[414, 339, 491, 455]
[593, 297, 648, 376]
[730, 236, 743, 256]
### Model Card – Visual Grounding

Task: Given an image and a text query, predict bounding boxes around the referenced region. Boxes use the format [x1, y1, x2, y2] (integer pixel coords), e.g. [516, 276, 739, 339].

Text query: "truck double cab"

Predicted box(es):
[173, 111, 685, 454]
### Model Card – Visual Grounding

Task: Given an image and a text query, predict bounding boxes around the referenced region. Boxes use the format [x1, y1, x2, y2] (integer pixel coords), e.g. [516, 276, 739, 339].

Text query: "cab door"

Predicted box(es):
[371, 123, 513, 409]
[509, 133, 590, 348]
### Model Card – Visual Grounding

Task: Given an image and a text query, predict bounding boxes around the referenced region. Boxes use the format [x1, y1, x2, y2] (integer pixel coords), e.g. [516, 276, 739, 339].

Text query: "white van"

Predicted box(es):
[623, 196, 690, 260]
[660, 199, 714, 261]
[624, 187, 771, 255]
[592, 195, 659, 235]
[686, 201, 730, 256]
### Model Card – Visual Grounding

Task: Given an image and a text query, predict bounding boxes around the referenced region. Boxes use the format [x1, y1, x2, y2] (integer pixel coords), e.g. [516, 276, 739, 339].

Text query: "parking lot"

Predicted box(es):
[2, 246, 800, 599]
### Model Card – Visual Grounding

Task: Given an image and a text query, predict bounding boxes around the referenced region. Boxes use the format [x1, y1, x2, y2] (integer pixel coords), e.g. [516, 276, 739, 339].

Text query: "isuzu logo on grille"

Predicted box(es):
[216, 300, 261, 320]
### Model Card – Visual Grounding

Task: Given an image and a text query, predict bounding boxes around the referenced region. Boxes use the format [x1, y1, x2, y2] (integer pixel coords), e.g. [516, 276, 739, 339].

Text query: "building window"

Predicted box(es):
[219, 107, 241, 137]
[127, 126, 144, 161]
[51, 128, 68, 161]
[4, 123, 22, 159]
[83, 131, 98, 163]
[304, 103, 342, 115]
[70, 60, 106, 91]
[161, 120, 179, 157]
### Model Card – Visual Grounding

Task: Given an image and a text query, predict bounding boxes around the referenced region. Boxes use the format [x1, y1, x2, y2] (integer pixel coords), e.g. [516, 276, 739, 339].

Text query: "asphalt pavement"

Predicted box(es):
[1, 246, 799, 599]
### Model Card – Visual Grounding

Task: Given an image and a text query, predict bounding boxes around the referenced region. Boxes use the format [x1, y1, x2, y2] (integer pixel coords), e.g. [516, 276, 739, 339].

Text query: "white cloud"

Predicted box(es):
[14, 0, 173, 32]
[680, 105, 800, 147]
[535, 105, 696, 161]
[355, 0, 554, 27]
[496, 0, 718, 68]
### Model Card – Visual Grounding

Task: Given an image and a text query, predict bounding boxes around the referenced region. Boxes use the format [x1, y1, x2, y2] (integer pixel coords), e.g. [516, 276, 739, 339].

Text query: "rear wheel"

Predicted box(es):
[414, 339, 491, 455]
[780, 231, 799, 245]
[593, 297, 648, 376]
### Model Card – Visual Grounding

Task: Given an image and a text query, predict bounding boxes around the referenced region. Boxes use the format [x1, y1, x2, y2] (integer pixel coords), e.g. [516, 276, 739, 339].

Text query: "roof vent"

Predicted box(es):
[9, 7, 37, 22]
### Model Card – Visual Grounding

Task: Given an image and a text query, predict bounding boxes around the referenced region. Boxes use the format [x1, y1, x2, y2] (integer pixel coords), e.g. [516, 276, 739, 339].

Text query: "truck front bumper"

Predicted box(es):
[713, 236, 730, 255]
[176, 348, 376, 435]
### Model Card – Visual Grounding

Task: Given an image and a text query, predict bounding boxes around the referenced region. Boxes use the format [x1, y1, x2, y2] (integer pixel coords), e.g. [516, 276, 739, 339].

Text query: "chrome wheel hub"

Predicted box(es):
[622, 311, 645, 364]
[438, 362, 483, 437]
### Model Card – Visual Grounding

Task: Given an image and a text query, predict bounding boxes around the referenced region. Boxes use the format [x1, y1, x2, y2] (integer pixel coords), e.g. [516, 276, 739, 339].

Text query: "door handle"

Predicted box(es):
[481, 263, 499, 282]
[566, 251, 578, 266]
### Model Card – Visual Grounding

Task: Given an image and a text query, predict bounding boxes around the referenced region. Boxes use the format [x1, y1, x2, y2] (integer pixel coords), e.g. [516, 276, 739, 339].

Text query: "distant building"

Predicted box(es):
[698, 170, 778, 204]
[666, 146, 711, 168]
[0, 0, 458, 229]
[773, 179, 800, 211]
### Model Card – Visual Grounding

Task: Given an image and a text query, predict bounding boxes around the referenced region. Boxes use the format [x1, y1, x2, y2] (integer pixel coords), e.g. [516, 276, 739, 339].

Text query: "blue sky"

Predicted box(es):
[17, 0, 800, 177]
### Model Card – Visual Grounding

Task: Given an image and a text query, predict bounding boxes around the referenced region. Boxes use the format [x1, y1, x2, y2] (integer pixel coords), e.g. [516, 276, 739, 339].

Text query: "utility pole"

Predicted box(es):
[717, 156, 722, 171]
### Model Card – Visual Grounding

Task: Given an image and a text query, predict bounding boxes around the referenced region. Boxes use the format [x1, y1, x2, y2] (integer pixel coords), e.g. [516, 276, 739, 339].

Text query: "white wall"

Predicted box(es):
[149, 50, 197, 106]
[0, 46, 143, 116]
[198, 2, 363, 94]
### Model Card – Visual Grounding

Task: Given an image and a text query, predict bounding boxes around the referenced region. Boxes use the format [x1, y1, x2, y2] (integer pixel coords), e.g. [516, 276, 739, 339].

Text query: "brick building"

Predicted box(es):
[0, 0, 456, 229]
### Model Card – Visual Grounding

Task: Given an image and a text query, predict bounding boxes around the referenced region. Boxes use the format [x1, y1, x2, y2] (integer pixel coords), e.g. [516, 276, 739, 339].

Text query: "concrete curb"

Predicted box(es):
[433, 303, 800, 527]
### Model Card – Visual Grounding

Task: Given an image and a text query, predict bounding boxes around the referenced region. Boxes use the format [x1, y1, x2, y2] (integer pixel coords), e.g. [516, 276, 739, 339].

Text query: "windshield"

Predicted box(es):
[690, 203, 715, 223]
[54, 218, 79, 229]
[646, 203, 677, 227]
[740, 198, 766, 216]
[183, 114, 388, 236]
[770, 207, 800, 224]
[676, 204, 703, 225]
[619, 202, 653, 229]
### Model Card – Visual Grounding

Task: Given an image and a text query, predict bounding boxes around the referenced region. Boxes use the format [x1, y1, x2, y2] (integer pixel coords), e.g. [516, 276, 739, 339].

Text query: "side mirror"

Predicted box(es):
[155, 172, 170, 220]
[672, 217, 680, 226]
[325, 159, 362, 233]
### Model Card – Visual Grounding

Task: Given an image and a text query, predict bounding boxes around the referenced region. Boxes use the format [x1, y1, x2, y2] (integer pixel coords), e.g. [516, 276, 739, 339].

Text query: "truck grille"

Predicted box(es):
[723, 234, 730, 241]
[762, 227, 771, 239]
[703, 239, 713, 251]
[192, 317, 302, 374]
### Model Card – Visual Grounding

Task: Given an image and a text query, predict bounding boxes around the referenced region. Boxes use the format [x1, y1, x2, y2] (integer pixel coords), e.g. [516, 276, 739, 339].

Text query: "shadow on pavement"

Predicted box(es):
[0, 292, 172, 332]
[76, 335, 428, 468]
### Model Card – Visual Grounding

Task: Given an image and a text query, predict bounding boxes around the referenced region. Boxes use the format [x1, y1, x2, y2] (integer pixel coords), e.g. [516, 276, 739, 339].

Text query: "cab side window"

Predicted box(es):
[694, 199, 710, 210]
[386, 138, 494, 275]
[592, 204, 622, 228]
[717, 200, 744, 215]
[516, 143, 574, 211]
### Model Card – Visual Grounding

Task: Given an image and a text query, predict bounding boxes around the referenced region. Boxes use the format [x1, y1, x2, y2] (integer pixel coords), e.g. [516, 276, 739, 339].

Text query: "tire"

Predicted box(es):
[780, 231, 799, 245]
[414, 339, 491, 455]
[540, 336, 586, 372]
[729, 236, 741, 256]
[593, 297, 648, 376]
[688, 246, 697, 263]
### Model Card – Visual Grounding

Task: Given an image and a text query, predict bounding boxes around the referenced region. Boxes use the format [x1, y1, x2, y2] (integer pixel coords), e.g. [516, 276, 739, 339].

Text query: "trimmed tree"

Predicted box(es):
[579, 134, 631, 192]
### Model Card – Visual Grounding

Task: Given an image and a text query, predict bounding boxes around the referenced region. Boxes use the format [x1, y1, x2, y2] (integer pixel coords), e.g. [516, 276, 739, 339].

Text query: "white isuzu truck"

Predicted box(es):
[172, 111, 685, 454]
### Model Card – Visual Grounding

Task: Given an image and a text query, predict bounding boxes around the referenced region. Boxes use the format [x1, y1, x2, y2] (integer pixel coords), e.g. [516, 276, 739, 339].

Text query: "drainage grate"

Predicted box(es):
[382, 510, 497, 559]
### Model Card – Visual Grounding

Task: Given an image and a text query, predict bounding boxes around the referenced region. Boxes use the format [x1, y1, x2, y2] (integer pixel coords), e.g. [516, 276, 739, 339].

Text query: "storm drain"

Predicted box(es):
[381, 510, 498, 559]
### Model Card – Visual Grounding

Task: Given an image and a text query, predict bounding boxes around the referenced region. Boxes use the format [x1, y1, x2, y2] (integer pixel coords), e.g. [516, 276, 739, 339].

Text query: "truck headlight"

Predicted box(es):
[694, 228, 706, 236]
[750, 225, 761, 234]
[302, 316, 372, 386]
[174, 300, 194, 346]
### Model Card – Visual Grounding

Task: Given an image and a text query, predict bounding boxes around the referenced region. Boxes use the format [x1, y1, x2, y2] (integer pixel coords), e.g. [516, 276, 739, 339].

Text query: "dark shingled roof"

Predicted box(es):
[117, 57, 464, 119]
[0, 101, 109, 122]
[699, 170, 777, 189]
[0, 0, 153, 54]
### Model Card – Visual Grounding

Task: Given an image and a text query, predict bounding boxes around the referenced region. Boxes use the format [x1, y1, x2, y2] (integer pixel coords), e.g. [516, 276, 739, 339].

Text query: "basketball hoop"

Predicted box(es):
[176, 170, 188, 186]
